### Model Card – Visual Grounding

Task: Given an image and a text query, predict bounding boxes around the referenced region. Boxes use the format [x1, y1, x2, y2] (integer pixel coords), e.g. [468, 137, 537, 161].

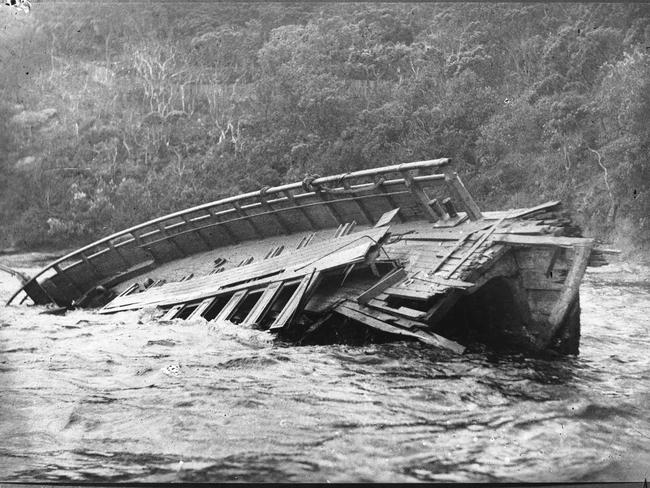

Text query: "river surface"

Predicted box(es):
[0, 253, 648, 483]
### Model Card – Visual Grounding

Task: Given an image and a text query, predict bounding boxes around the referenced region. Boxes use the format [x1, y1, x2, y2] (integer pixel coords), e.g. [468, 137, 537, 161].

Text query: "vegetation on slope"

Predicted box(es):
[1, 2, 648, 256]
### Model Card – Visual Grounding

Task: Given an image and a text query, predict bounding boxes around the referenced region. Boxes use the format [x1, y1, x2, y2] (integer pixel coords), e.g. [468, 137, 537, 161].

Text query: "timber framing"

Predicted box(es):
[6, 157, 603, 358]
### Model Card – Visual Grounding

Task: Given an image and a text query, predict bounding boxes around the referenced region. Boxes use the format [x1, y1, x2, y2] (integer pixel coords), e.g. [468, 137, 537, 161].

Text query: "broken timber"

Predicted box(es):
[8, 158, 604, 356]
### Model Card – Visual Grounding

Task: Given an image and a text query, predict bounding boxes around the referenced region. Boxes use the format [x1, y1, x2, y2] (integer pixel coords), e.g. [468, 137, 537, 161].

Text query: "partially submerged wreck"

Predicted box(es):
[7, 158, 610, 355]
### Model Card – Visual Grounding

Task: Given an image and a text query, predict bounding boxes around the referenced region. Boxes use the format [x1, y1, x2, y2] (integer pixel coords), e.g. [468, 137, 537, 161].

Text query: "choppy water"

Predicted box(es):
[0, 254, 649, 482]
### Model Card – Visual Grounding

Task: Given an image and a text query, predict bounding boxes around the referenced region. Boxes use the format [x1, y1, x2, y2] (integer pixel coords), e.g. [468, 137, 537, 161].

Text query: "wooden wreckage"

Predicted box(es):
[7, 158, 612, 356]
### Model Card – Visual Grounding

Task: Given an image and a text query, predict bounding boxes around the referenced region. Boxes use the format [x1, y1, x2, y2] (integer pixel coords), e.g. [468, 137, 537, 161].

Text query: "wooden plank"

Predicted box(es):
[400, 170, 439, 222]
[232, 201, 265, 238]
[206, 207, 239, 243]
[495, 234, 594, 248]
[335, 302, 465, 353]
[101, 227, 388, 313]
[213, 290, 248, 322]
[545, 243, 593, 344]
[375, 180, 403, 222]
[155, 223, 187, 257]
[258, 194, 292, 235]
[117, 283, 140, 297]
[282, 190, 319, 230]
[79, 253, 102, 279]
[181, 214, 212, 249]
[445, 218, 506, 279]
[242, 281, 283, 326]
[342, 180, 375, 224]
[269, 270, 319, 330]
[427, 232, 475, 275]
[506, 200, 561, 219]
[187, 297, 219, 320]
[52, 264, 84, 295]
[357, 267, 407, 304]
[374, 208, 401, 228]
[161, 304, 184, 320]
[316, 190, 345, 225]
[342, 220, 356, 237]
[106, 240, 132, 267]
[444, 171, 482, 220]
[384, 286, 433, 301]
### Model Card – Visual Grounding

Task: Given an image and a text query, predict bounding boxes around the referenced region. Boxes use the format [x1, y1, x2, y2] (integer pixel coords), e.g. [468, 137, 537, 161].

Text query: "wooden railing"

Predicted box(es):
[7, 158, 482, 306]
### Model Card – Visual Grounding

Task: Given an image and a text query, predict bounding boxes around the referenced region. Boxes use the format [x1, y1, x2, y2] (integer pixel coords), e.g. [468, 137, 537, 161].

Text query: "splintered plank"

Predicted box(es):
[374, 208, 401, 228]
[187, 297, 219, 320]
[334, 301, 465, 353]
[494, 234, 594, 248]
[269, 269, 320, 330]
[213, 290, 248, 322]
[242, 282, 283, 326]
[357, 267, 407, 305]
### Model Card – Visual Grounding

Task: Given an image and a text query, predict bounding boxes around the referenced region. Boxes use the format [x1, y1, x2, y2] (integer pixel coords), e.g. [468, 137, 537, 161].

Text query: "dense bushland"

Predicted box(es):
[1, 2, 648, 256]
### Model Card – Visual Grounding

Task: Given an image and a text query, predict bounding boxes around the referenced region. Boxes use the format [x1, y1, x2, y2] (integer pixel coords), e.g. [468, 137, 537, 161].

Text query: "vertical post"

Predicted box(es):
[444, 171, 482, 221]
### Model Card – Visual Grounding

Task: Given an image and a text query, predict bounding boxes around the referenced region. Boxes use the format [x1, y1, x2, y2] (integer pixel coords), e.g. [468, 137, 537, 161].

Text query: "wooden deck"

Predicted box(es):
[7, 158, 605, 355]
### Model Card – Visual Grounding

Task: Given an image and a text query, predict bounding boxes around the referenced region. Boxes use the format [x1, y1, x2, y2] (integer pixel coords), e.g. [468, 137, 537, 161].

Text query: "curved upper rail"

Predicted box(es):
[7, 158, 451, 305]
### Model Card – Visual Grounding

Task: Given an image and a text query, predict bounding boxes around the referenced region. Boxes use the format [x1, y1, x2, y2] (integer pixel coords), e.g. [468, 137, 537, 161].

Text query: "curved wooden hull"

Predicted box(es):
[7, 159, 597, 355]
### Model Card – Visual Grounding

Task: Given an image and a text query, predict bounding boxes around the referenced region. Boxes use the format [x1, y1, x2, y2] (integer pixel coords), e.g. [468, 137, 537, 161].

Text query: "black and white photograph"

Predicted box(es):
[0, 0, 649, 483]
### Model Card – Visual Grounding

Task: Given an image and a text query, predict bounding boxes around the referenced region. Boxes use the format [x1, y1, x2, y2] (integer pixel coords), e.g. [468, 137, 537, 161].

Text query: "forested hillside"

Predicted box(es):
[1, 2, 648, 256]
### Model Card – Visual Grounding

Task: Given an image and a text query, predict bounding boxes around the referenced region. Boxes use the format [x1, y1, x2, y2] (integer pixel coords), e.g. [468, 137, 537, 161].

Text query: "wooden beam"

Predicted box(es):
[156, 223, 187, 257]
[269, 270, 320, 331]
[52, 264, 84, 295]
[445, 219, 505, 279]
[357, 267, 407, 304]
[342, 180, 374, 224]
[544, 243, 593, 347]
[187, 296, 220, 320]
[242, 281, 283, 326]
[181, 214, 212, 249]
[375, 179, 403, 222]
[282, 190, 319, 230]
[79, 253, 102, 280]
[231, 201, 265, 239]
[335, 301, 465, 353]
[258, 193, 292, 235]
[161, 304, 184, 320]
[495, 234, 594, 248]
[117, 283, 140, 297]
[107, 240, 132, 267]
[400, 169, 439, 222]
[213, 290, 248, 322]
[374, 208, 400, 228]
[316, 190, 345, 226]
[444, 171, 482, 220]
[206, 207, 239, 244]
